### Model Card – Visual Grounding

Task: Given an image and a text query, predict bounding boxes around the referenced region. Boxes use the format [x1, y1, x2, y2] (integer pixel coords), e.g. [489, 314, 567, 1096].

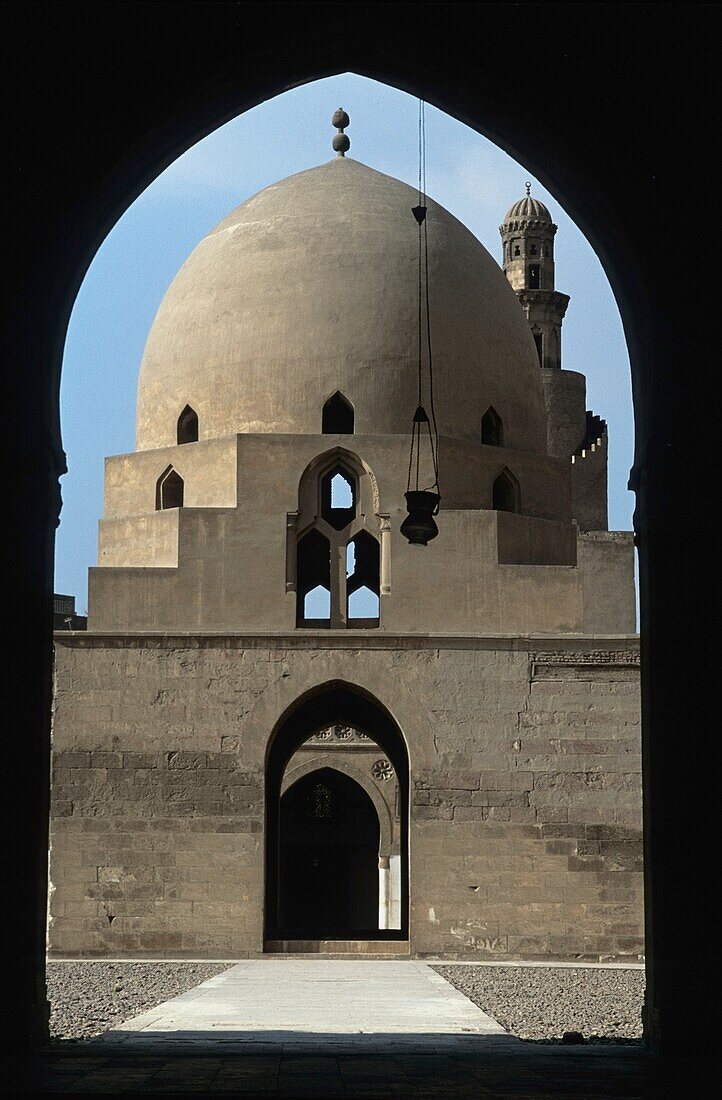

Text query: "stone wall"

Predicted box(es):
[50, 633, 642, 960]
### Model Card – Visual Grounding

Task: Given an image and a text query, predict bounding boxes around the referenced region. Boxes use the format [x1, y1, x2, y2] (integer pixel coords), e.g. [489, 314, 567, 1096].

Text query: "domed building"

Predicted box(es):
[50, 118, 642, 961]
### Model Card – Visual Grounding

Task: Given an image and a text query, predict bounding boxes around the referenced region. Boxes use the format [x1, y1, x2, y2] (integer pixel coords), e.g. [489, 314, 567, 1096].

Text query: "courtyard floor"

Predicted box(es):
[15, 960, 712, 1095]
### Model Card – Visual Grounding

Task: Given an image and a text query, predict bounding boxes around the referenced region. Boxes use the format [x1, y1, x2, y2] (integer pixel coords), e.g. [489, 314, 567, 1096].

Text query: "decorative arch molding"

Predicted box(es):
[282, 755, 393, 857]
[247, 674, 427, 777]
[297, 446, 380, 517]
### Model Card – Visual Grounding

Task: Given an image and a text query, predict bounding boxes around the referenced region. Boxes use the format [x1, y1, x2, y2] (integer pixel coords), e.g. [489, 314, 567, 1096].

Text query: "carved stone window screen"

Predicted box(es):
[287, 448, 390, 628]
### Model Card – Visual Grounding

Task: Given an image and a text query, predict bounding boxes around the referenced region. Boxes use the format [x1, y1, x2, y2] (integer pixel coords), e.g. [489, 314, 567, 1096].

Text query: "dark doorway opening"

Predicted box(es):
[279, 767, 379, 935]
[265, 682, 409, 944]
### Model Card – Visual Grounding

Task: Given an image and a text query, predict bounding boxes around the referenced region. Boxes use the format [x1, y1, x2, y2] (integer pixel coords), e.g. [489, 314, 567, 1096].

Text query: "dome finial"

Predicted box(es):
[525, 181, 532, 196]
[332, 108, 350, 157]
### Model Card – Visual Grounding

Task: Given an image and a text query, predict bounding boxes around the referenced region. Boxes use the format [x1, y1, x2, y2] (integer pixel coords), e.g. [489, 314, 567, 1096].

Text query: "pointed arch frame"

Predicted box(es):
[264, 680, 410, 943]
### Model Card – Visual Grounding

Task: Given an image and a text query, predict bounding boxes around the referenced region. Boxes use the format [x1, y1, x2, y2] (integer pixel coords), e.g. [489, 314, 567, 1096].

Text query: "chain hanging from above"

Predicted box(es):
[401, 99, 441, 547]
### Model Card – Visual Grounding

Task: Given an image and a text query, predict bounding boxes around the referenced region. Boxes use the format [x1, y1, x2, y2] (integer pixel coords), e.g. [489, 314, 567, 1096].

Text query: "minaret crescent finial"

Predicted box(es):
[332, 108, 350, 157]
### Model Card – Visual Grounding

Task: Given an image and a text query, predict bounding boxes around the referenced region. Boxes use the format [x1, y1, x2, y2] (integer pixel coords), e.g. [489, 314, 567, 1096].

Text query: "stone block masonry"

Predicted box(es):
[49, 633, 642, 960]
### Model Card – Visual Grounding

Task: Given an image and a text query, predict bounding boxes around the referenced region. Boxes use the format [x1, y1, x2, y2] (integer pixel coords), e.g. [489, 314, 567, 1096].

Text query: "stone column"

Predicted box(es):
[378, 855, 390, 929]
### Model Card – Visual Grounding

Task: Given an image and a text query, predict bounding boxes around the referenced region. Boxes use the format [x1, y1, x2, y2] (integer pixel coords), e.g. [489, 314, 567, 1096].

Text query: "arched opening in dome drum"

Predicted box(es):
[481, 406, 503, 446]
[322, 392, 354, 434]
[321, 467, 356, 531]
[177, 405, 198, 444]
[155, 466, 184, 510]
[296, 528, 331, 626]
[346, 532, 380, 624]
[492, 468, 520, 513]
[279, 768, 380, 936]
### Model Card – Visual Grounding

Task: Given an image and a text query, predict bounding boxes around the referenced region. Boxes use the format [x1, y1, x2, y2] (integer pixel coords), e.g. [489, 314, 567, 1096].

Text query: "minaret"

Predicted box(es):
[501, 185, 608, 530]
[499, 182, 568, 370]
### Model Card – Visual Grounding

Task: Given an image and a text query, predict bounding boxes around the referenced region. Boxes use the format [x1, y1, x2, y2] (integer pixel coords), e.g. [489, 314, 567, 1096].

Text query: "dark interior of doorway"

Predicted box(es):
[279, 767, 380, 936]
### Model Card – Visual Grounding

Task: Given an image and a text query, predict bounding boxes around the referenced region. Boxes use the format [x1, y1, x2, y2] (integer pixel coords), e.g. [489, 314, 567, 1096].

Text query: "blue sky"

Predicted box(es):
[56, 73, 636, 613]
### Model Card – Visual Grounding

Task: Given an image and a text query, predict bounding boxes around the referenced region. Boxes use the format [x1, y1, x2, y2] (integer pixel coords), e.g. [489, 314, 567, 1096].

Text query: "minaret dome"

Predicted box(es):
[500, 182, 557, 294]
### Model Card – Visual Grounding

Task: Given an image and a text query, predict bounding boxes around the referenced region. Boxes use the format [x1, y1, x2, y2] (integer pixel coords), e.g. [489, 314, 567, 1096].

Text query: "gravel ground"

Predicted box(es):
[48, 961, 644, 1045]
[433, 965, 645, 1044]
[48, 961, 230, 1041]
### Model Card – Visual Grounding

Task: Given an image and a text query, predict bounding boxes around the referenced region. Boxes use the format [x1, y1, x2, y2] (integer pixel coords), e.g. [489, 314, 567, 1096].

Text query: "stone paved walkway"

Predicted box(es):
[103, 960, 510, 1051]
[15, 960, 712, 1095]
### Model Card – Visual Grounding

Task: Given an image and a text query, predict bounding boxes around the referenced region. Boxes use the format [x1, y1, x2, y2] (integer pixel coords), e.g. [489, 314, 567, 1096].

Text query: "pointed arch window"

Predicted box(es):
[492, 469, 520, 513]
[297, 528, 331, 625]
[321, 467, 356, 530]
[481, 406, 503, 447]
[177, 405, 198, 444]
[292, 451, 383, 629]
[346, 530, 380, 624]
[322, 392, 354, 434]
[528, 264, 541, 289]
[156, 466, 184, 510]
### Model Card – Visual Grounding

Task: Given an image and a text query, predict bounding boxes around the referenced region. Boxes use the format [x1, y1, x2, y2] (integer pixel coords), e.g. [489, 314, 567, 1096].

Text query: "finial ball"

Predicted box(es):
[525, 181, 532, 196]
[332, 108, 350, 129]
[332, 133, 351, 155]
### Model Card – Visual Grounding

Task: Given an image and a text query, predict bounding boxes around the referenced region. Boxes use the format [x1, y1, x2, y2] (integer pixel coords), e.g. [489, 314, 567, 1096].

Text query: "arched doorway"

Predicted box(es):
[279, 768, 380, 935]
[265, 682, 409, 946]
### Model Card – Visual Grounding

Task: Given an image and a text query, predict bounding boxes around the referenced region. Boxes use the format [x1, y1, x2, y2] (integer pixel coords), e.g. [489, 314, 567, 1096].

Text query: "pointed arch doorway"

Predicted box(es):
[265, 683, 409, 949]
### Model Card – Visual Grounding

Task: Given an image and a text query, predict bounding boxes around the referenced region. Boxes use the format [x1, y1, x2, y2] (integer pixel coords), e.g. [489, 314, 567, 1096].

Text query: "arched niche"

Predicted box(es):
[322, 391, 354, 434]
[492, 467, 520, 513]
[264, 681, 409, 945]
[177, 405, 198, 444]
[155, 465, 184, 509]
[481, 406, 503, 447]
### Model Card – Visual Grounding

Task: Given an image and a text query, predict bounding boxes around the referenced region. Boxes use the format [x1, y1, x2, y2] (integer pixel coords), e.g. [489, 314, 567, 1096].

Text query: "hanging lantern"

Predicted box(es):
[402, 99, 441, 545]
[401, 490, 439, 546]
[401, 406, 439, 545]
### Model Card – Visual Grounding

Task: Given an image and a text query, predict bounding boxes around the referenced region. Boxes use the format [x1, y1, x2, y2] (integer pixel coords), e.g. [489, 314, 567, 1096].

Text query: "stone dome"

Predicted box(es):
[503, 194, 553, 223]
[136, 157, 547, 453]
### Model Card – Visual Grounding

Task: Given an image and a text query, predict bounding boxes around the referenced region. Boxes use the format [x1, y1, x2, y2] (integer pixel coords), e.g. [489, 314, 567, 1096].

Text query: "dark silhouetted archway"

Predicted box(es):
[9, 3, 713, 1057]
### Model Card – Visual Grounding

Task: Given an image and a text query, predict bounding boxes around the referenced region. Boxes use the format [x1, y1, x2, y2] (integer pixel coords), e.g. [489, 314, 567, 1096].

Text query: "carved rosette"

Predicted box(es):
[372, 759, 393, 782]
